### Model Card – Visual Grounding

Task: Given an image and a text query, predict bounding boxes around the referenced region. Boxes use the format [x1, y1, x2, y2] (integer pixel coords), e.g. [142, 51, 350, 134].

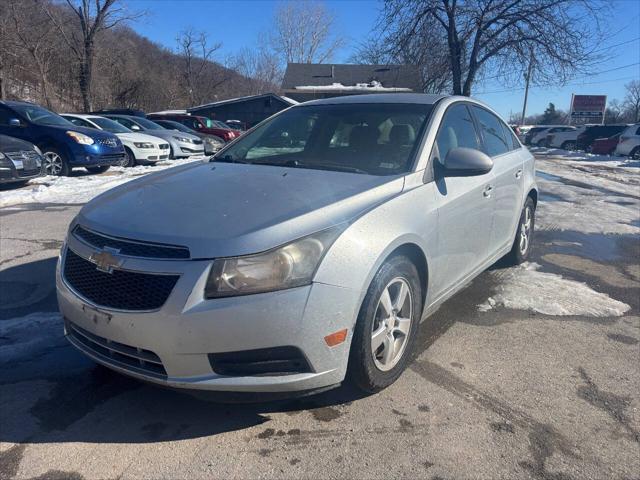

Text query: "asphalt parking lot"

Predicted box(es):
[1, 152, 639, 480]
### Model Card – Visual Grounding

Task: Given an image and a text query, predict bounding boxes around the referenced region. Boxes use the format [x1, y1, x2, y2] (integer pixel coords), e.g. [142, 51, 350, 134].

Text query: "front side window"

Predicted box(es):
[65, 117, 94, 129]
[472, 106, 510, 157]
[434, 103, 480, 162]
[216, 103, 433, 175]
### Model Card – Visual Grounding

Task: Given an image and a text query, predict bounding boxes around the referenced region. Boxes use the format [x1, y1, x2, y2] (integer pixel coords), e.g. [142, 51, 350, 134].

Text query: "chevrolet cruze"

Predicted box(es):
[57, 94, 537, 394]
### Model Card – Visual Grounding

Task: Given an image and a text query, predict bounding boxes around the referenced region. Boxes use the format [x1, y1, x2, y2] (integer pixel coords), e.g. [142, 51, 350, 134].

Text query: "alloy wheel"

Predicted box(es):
[43, 152, 63, 175]
[371, 277, 413, 372]
[519, 205, 533, 255]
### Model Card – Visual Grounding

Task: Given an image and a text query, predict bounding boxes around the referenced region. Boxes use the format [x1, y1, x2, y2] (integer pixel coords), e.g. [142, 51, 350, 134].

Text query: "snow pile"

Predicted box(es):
[0, 157, 204, 208]
[478, 263, 630, 317]
[0, 312, 64, 364]
[294, 81, 412, 92]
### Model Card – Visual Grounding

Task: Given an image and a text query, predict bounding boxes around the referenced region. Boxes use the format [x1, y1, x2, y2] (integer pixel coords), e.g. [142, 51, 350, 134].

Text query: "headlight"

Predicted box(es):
[66, 131, 95, 145]
[134, 142, 154, 148]
[173, 136, 195, 144]
[204, 226, 344, 298]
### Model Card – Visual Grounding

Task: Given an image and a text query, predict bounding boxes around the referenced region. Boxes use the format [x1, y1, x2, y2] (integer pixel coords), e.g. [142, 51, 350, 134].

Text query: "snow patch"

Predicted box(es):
[0, 157, 204, 208]
[294, 81, 412, 92]
[0, 312, 64, 363]
[478, 262, 630, 317]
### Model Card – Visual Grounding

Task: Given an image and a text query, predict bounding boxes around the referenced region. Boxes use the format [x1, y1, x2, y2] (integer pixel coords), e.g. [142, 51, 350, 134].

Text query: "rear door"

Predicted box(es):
[429, 103, 496, 297]
[470, 105, 525, 254]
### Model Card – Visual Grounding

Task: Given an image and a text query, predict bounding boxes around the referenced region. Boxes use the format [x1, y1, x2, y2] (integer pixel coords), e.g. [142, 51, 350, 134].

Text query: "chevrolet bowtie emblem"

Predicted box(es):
[89, 247, 122, 274]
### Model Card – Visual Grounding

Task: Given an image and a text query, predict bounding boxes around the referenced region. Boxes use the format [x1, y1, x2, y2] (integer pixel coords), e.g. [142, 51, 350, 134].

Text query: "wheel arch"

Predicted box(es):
[527, 187, 538, 208]
[383, 243, 429, 308]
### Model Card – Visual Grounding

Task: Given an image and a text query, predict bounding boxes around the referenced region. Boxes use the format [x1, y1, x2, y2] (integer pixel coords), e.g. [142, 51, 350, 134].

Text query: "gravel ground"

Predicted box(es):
[1, 152, 638, 480]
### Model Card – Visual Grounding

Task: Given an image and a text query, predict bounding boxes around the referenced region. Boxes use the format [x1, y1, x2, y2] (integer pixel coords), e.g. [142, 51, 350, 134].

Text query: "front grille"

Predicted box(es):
[96, 137, 120, 148]
[159, 144, 169, 150]
[98, 154, 125, 162]
[6, 150, 41, 171]
[208, 346, 312, 377]
[74, 225, 190, 259]
[66, 320, 167, 377]
[193, 139, 203, 145]
[63, 248, 179, 311]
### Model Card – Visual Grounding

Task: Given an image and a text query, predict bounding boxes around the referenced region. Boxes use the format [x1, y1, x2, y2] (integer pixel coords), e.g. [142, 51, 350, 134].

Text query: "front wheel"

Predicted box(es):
[561, 141, 576, 151]
[41, 148, 70, 176]
[504, 197, 535, 265]
[630, 147, 640, 160]
[348, 255, 422, 393]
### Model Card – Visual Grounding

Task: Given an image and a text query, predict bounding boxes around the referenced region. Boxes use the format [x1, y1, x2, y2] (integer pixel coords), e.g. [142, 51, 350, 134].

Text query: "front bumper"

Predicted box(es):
[0, 164, 42, 183]
[56, 236, 361, 392]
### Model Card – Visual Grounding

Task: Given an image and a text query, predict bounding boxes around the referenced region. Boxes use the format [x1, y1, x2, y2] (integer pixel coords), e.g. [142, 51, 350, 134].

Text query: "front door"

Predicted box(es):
[429, 103, 496, 298]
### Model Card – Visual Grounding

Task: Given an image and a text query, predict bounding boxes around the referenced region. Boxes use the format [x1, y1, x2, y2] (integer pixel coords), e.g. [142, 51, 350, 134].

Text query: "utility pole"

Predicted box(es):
[520, 52, 534, 125]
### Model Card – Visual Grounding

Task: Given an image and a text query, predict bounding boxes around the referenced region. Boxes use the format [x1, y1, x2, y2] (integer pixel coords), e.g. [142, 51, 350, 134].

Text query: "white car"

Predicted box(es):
[61, 114, 170, 167]
[547, 125, 589, 150]
[614, 124, 640, 159]
[529, 126, 575, 147]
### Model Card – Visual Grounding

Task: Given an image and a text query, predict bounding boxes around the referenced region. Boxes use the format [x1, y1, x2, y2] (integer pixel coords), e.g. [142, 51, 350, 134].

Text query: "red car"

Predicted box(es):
[147, 113, 239, 143]
[590, 133, 621, 155]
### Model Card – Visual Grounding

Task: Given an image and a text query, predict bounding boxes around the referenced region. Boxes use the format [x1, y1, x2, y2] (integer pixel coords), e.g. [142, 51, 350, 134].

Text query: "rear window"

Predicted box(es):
[217, 103, 433, 175]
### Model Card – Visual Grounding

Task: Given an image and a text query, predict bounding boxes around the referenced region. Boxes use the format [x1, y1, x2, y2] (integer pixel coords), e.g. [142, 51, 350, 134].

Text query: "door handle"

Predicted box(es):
[483, 185, 494, 198]
[515, 169, 523, 179]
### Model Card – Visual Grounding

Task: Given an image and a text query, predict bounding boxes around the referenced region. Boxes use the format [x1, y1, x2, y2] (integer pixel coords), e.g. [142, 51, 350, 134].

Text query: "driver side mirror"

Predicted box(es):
[9, 118, 22, 127]
[443, 147, 493, 176]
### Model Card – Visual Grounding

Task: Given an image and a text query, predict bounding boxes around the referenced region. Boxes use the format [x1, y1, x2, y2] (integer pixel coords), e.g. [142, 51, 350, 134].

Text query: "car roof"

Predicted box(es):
[1, 100, 37, 107]
[299, 93, 447, 106]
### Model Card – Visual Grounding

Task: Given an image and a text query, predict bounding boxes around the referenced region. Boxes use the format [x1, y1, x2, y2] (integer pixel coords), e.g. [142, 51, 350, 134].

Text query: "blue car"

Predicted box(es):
[0, 101, 126, 176]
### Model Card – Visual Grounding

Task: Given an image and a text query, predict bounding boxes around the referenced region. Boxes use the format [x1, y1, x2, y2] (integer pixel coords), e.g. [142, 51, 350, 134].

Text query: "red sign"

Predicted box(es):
[570, 95, 607, 117]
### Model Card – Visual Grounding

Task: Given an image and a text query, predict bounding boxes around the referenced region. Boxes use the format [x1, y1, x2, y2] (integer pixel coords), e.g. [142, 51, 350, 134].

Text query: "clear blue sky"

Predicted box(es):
[129, 0, 639, 119]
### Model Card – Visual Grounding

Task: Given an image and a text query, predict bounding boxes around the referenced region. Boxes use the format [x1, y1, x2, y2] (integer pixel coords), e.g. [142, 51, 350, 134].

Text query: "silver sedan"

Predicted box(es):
[57, 94, 537, 394]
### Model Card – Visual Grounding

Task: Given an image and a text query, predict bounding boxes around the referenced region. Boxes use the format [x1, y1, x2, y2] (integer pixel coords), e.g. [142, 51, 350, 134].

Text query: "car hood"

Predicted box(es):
[77, 161, 404, 258]
[142, 129, 199, 141]
[115, 132, 165, 145]
[0, 134, 37, 151]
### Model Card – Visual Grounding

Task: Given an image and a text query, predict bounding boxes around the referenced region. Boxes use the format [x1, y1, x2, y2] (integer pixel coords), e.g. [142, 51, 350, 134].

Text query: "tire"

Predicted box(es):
[41, 147, 70, 176]
[348, 255, 423, 393]
[85, 165, 110, 174]
[504, 197, 535, 265]
[561, 141, 576, 151]
[119, 147, 136, 167]
[630, 147, 640, 160]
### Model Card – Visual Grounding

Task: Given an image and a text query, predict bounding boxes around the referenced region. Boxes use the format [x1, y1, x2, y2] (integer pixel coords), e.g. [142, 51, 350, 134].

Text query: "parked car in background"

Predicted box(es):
[152, 119, 224, 155]
[92, 108, 146, 118]
[590, 133, 622, 155]
[62, 114, 170, 167]
[225, 119, 247, 131]
[614, 124, 640, 159]
[0, 134, 43, 186]
[546, 125, 590, 150]
[0, 101, 125, 176]
[576, 125, 629, 152]
[58, 94, 537, 395]
[104, 115, 204, 159]
[147, 113, 239, 143]
[528, 126, 575, 147]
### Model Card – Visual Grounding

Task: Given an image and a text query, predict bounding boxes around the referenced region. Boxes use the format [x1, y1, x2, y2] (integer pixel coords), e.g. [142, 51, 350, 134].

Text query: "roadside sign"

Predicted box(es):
[569, 95, 607, 124]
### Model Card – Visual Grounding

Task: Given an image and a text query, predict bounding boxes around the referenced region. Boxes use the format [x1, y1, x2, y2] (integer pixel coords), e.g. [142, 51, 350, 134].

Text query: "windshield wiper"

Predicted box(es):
[303, 163, 369, 174]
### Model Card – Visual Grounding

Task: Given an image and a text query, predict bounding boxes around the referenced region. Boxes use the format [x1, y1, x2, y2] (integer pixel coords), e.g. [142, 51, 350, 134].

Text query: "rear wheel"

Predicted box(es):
[41, 147, 70, 176]
[348, 255, 422, 393]
[630, 147, 640, 160]
[504, 197, 535, 265]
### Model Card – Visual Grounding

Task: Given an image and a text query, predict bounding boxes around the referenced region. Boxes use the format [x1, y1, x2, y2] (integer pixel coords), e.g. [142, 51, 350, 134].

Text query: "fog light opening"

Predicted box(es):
[324, 329, 348, 347]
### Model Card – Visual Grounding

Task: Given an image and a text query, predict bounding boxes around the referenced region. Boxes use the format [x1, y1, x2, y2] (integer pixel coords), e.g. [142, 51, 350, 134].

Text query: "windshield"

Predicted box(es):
[215, 103, 432, 175]
[12, 104, 73, 127]
[213, 120, 229, 129]
[134, 117, 165, 130]
[91, 117, 131, 133]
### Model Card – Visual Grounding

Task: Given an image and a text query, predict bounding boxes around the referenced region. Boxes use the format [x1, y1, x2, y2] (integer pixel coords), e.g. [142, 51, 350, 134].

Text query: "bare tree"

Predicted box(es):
[378, 0, 607, 96]
[269, 1, 344, 64]
[177, 29, 223, 105]
[623, 80, 640, 123]
[230, 42, 283, 95]
[45, 0, 142, 111]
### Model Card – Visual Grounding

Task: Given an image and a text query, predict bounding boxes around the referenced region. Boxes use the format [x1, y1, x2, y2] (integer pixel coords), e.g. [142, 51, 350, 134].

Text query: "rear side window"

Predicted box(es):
[471, 106, 510, 157]
[434, 104, 480, 162]
[501, 123, 521, 150]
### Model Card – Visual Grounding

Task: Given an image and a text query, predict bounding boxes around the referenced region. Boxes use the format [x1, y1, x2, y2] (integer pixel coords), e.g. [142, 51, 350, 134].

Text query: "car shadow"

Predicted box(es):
[0, 253, 501, 446]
